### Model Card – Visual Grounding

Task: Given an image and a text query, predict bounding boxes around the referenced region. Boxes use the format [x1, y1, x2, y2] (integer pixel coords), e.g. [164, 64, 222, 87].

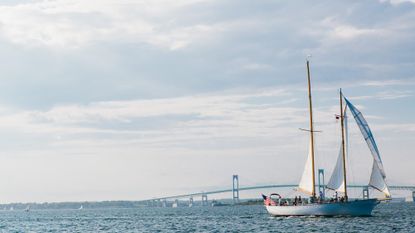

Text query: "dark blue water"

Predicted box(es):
[0, 203, 413, 232]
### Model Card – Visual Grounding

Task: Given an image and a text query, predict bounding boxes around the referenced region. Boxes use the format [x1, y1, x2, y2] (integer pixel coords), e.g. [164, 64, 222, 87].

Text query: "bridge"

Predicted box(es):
[140, 174, 415, 206]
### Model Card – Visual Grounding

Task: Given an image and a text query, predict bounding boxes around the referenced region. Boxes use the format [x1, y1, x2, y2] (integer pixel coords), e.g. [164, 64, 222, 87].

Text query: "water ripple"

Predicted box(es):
[0, 203, 413, 232]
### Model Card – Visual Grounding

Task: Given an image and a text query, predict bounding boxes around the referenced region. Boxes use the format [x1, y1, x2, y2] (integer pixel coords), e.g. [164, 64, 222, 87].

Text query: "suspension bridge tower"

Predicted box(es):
[232, 175, 240, 203]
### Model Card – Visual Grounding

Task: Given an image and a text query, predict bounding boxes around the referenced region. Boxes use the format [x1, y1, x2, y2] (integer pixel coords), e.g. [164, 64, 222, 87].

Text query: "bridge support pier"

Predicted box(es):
[318, 169, 325, 199]
[202, 194, 208, 206]
[162, 199, 167, 208]
[232, 175, 239, 203]
[173, 199, 179, 208]
[363, 186, 369, 199]
[189, 197, 194, 207]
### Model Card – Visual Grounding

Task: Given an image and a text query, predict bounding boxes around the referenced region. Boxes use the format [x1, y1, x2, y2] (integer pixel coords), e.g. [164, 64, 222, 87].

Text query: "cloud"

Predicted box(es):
[0, 0, 219, 50]
[26, 88, 290, 123]
[0, 88, 305, 150]
[4, 84, 408, 155]
[320, 17, 386, 40]
[347, 90, 412, 100]
[361, 79, 415, 87]
[307, 15, 394, 51]
[381, 0, 415, 5]
[375, 123, 415, 132]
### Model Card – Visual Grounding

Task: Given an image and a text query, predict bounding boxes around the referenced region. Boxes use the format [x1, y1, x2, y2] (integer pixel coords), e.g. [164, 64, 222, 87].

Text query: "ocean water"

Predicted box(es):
[0, 203, 413, 233]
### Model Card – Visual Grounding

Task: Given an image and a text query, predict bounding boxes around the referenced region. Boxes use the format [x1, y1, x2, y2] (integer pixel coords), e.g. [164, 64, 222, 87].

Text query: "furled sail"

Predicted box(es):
[344, 98, 390, 197]
[298, 139, 314, 195]
[327, 106, 348, 192]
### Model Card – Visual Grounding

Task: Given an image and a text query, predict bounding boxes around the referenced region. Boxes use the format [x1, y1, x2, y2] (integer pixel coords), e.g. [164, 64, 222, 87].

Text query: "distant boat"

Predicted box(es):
[211, 200, 229, 207]
[78, 205, 83, 210]
[263, 59, 391, 216]
[9, 206, 14, 211]
[172, 202, 178, 208]
[24, 205, 30, 212]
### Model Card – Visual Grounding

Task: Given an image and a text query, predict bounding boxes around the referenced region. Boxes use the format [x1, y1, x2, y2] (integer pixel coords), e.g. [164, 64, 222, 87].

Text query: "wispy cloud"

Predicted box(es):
[375, 123, 415, 132]
[321, 17, 386, 40]
[0, 88, 305, 150]
[0, 0, 219, 50]
[381, 0, 415, 5]
[361, 79, 415, 87]
[348, 90, 412, 100]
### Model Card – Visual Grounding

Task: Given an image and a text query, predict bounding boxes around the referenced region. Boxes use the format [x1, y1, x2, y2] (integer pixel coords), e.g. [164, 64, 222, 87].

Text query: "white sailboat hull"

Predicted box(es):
[266, 199, 379, 216]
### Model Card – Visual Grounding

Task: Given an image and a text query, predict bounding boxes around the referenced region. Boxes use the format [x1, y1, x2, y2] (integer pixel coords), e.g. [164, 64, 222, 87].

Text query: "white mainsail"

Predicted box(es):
[327, 107, 348, 192]
[344, 98, 390, 197]
[298, 139, 314, 195]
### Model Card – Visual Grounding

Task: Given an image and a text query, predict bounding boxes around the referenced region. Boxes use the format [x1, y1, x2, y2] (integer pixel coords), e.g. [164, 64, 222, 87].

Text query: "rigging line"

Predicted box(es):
[344, 107, 356, 197]
[314, 122, 324, 181]
[316, 120, 330, 185]
[347, 126, 357, 197]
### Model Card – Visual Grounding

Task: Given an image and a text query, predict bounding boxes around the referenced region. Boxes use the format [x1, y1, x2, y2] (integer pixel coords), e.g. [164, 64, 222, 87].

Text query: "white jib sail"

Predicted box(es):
[298, 139, 314, 195]
[327, 148, 345, 192]
[369, 161, 391, 197]
[327, 107, 348, 193]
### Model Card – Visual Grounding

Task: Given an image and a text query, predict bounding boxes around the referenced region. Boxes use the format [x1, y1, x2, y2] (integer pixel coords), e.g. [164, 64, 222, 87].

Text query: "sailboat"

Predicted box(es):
[264, 59, 391, 216]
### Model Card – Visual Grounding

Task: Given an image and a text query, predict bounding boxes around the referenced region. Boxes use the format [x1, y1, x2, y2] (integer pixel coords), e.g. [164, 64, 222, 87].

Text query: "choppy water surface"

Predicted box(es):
[0, 203, 413, 232]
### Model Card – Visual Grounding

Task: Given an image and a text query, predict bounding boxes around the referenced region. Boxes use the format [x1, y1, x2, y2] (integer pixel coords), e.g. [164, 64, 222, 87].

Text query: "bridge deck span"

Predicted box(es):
[140, 185, 415, 202]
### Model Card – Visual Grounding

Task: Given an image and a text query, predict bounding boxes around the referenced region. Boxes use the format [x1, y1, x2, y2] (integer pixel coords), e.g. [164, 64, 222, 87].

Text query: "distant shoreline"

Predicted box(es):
[0, 197, 411, 210]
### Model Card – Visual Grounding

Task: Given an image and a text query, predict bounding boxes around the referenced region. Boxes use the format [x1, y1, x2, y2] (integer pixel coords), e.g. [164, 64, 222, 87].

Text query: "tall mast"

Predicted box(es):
[306, 59, 316, 198]
[339, 89, 348, 200]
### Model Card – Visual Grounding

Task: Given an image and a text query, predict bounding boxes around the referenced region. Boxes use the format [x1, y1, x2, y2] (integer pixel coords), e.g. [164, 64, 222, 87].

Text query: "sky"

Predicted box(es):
[0, 0, 414, 203]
